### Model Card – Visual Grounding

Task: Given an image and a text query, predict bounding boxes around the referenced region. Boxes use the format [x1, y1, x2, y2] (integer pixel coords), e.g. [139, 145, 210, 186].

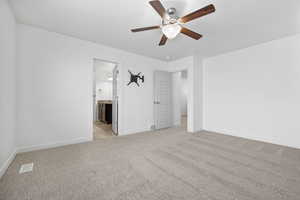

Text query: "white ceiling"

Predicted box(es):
[94, 60, 115, 82]
[9, 0, 300, 61]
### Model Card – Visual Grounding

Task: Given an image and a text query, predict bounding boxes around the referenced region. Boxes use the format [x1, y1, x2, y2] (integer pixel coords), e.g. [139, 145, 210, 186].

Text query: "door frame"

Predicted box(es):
[92, 58, 119, 136]
[112, 65, 119, 135]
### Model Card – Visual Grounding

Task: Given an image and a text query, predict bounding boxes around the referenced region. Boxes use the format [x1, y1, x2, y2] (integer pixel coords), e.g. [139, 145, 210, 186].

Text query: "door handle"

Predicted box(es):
[154, 101, 161, 104]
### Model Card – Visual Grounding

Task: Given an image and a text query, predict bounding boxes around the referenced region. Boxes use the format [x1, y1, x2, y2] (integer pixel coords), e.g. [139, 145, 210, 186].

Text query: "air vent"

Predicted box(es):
[19, 163, 34, 174]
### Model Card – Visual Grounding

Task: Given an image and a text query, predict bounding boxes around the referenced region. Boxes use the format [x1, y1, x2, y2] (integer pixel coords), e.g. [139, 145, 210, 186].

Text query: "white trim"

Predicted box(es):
[0, 149, 17, 179]
[17, 137, 92, 153]
[203, 128, 300, 149]
[119, 127, 151, 136]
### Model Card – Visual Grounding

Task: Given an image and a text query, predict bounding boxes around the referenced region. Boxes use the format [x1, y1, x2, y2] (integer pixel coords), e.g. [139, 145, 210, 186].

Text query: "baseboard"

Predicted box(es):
[188, 129, 204, 133]
[203, 127, 300, 149]
[119, 127, 151, 136]
[17, 137, 92, 153]
[0, 149, 17, 180]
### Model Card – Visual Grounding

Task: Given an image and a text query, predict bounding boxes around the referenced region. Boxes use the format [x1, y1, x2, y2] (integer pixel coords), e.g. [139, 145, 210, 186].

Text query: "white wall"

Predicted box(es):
[203, 34, 300, 148]
[166, 56, 193, 72]
[16, 24, 167, 152]
[96, 81, 112, 101]
[0, 0, 16, 178]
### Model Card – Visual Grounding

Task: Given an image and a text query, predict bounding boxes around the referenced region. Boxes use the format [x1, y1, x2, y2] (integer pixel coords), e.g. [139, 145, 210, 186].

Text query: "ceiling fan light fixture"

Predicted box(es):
[161, 23, 181, 39]
[131, 1, 216, 46]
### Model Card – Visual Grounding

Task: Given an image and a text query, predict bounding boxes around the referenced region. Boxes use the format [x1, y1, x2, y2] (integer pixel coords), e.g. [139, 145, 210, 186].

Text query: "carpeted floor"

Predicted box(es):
[1, 127, 300, 200]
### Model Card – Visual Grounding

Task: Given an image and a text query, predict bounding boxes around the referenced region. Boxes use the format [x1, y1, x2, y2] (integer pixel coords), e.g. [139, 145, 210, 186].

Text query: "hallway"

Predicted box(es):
[93, 121, 114, 140]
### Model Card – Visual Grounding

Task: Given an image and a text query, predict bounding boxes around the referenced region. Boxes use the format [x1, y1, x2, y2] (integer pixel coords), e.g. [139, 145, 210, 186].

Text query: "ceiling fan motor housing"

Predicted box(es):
[167, 7, 176, 16]
[164, 7, 179, 24]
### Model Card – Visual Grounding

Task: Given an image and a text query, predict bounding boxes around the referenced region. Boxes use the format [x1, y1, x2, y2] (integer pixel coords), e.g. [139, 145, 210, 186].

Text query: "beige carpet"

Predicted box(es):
[1, 127, 300, 200]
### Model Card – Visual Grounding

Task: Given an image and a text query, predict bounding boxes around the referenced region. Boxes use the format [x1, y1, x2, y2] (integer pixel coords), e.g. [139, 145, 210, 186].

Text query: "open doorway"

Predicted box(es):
[93, 59, 118, 140]
[180, 70, 188, 129]
[153, 70, 188, 131]
[171, 70, 188, 130]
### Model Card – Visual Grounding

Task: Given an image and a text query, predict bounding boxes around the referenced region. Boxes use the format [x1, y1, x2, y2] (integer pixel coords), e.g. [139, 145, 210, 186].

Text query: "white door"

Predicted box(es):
[154, 71, 172, 129]
[112, 66, 118, 135]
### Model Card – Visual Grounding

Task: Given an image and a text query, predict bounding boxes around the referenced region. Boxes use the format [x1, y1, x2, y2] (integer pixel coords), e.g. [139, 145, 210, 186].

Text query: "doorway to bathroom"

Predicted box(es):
[93, 59, 118, 139]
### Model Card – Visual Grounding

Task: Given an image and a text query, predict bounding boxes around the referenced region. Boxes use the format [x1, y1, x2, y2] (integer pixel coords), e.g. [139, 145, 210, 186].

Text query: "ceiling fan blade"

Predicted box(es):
[149, 0, 166, 18]
[179, 4, 215, 23]
[181, 27, 202, 40]
[159, 35, 167, 46]
[131, 26, 160, 32]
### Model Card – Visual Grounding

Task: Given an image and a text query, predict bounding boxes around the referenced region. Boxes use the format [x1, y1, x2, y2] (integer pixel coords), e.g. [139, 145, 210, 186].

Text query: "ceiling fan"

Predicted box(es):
[131, 0, 216, 46]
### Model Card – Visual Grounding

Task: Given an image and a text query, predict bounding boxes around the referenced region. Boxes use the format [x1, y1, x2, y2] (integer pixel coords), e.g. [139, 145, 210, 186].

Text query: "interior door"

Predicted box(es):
[112, 66, 118, 135]
[154, 71, 172, 129]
